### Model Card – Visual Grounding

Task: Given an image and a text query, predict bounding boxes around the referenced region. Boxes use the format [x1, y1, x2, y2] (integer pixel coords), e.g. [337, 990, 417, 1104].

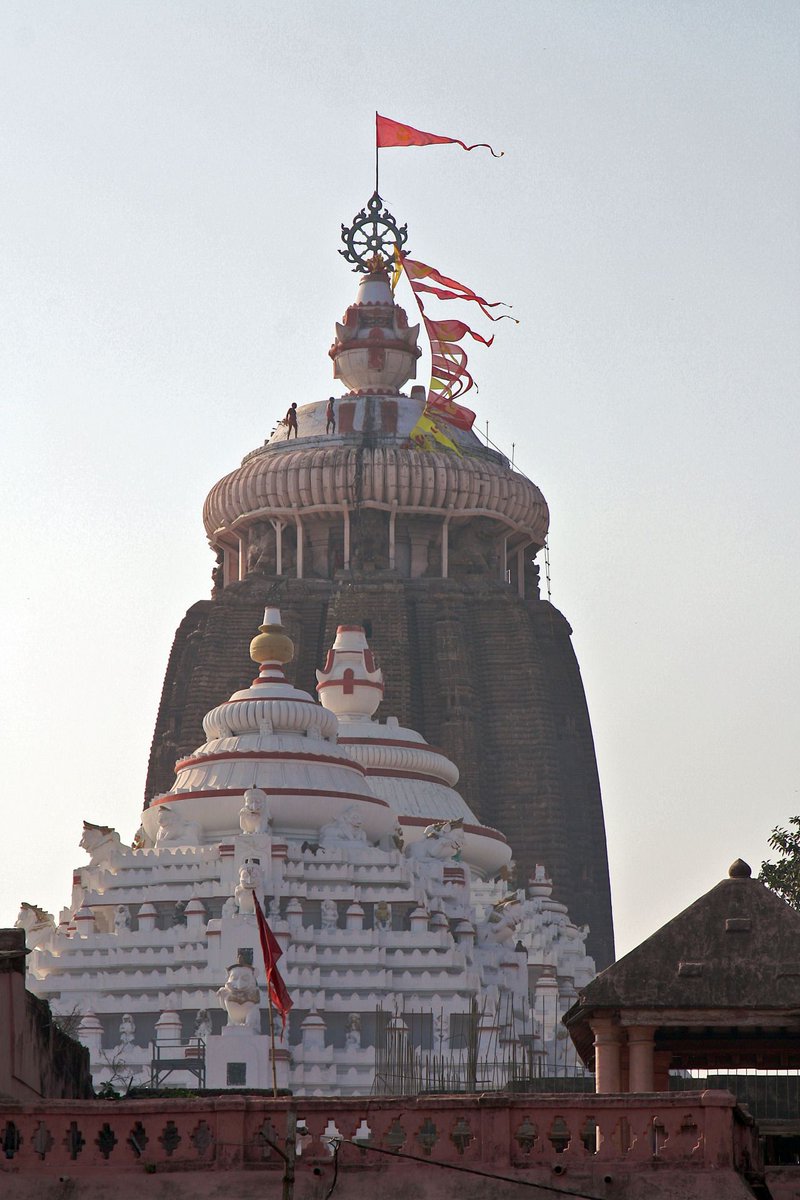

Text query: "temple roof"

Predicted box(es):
[566, 861, 800, 1019]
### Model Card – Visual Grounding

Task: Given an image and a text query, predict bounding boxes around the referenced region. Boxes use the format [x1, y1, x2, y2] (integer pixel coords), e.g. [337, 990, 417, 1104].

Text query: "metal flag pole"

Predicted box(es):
[375, 111, 380, 194]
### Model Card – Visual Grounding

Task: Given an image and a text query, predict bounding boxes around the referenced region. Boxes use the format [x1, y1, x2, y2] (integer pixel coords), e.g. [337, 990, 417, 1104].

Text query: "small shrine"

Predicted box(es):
[565, 859, 800, 1093]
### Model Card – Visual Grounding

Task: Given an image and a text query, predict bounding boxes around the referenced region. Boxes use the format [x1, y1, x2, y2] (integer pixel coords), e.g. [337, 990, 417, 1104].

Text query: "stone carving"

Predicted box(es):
[119, 1013, 135, 1047]
[406, 820, 468, 918]
[234, 861, 263, 915]
[239, 788, 272, 835]
[405, 819, 464, 864]
[321, 898, 339, 932]
[476, 896, 524, 963]
[80, 821, 125, 867]
[155, 807, 201, 846]
[14, 902, 55, 950]
[194, 1008, 212, 1040]
[319, 804, 368, 848]
[374, 900, 392, 931]
[221, 895, 237, 920]
[131, 824, 152, 850]
[217, 959, 261, 1030]
[345, 1012, 361, 1051]
[113, 905, 131, 934]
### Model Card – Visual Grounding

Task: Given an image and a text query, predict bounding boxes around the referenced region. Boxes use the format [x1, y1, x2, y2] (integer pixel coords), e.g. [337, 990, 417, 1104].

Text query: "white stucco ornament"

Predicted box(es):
[239, 789, 272, 835]
[217, 960, 261, 1029]
[154, 807, 201, 846]
[14, 903, 55, 950]
[234, 861, 263, 915]
[80, 821, 125, 867]
[319, 804, 369, 848]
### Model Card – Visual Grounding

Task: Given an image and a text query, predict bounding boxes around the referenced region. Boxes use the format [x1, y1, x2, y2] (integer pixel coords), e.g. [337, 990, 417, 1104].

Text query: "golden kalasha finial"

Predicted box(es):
[249, 607, 295, 665]
[364, 252, 387, 274]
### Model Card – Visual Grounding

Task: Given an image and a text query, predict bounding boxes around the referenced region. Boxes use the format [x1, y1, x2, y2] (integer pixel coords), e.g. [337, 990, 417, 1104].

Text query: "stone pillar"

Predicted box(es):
[237, 529, 249, 581]
[73, 906, 96, 939]
[343, 505, 351, 570]
[295, 516, 304, 579]
[286, 897, 304, 934]
[627, 1025, 656, 1092]
[78, 1012, 103, 1059]
[184, 898, 207, 936]
[301, 1009, 326, 1052]
[270, 518, 285, 575]
[441, 517, 450, 578]
[223, 544, 237, 587]
[501, 535, 508, 583]
[388, 502, 397, 569]
[137, 902, 158, 934]
[591, 1017, 622, 1093]
[517, 545, 526, 599]
[155, 1010, 182, 1046]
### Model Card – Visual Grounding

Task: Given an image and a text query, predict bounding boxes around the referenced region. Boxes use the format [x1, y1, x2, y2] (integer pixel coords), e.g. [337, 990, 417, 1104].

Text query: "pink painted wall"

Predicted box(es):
[0, 930, 91, 1102]
[0, 1091, 768, 1199]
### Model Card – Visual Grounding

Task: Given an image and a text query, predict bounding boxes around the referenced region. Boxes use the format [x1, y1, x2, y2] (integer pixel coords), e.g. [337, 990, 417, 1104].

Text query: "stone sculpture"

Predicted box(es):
[113, 904, 131, 934]
[321, 898, 339, 931]
[405, 819, 464, 863]
[239, 788, 272, 835]
[319, 804, 369, 848]
[119, 1013, 135, 1047]
[234, 860, 263, 915]
[345, 1012, 361, 1051]
[154, 807, 201, 846]
[14, 902, 56, 950]
[374, 900, 392, 931]
[194, 1008, 212, 1040]
[80, 821, 125, 867]
[217, 959, 261, 1030]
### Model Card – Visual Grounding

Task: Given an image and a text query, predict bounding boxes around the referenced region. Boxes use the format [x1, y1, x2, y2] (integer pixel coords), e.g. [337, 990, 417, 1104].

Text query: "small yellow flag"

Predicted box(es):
[391, 245, 404, 294]
[409, 410, 462, 456]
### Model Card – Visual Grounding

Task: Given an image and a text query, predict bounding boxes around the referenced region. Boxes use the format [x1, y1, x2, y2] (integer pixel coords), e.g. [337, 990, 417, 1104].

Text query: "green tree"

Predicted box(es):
[759, 817, 800, 909]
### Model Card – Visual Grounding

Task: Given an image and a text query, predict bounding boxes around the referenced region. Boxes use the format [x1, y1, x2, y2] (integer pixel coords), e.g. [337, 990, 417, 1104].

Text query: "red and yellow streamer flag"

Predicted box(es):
[254, 894, 293, 1029]
[377, 113, 503, 157]
[397, 251, 516, 431]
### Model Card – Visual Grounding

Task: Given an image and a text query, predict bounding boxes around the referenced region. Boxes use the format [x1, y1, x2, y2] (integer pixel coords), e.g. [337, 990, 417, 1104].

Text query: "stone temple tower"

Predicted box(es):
[146, 198, 615, 968]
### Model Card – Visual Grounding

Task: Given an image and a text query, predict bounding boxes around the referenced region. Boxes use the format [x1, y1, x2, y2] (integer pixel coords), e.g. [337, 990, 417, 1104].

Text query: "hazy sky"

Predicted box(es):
[2, 1, 798, 960]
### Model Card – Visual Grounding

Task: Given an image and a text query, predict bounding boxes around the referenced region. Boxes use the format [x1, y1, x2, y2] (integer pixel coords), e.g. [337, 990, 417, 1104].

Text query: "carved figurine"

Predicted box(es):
[80, 821, 125, 867]
[14, 902, 56, 950]
[131, 824, 152, 850]
[319, 804, 369, 848]
[154, 807, 201, 846]
[194, 1008, 212, 1040]
[119, 1013, 136, 1047]
[405, 819, 464, 864]
[221, 895, 237, 920]
[239, 788, 272, 835]
[374, 900, 392, 931]
[217, 958, 261, 1030]
[321, 898, 339, 932]
[234, 860, 263, 915]
[113, 904, 131, 934]
[345, 1012, 361, 1051]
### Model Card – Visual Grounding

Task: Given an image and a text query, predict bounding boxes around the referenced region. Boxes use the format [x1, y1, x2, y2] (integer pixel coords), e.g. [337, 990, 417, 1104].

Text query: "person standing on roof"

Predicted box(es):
[285, 402, 298, 439]
[325, 396, 336, 435]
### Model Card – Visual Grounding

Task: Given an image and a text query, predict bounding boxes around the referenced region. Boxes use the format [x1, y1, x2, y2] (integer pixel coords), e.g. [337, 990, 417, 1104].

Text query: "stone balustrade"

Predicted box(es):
[0, 1091, 758, 1192]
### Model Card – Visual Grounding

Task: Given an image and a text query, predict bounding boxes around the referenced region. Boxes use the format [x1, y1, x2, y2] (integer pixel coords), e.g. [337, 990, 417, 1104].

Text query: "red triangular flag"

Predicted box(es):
[254, 895, 293, 1027]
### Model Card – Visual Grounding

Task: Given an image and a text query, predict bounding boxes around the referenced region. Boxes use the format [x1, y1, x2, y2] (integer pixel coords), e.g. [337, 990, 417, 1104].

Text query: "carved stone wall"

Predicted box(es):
[145, 576, 614, 969]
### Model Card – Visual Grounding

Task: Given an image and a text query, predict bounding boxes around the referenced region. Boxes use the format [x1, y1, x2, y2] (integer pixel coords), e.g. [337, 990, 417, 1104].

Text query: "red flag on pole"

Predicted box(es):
[254, 895, 293, 1028]
[376, 113, 503, 157]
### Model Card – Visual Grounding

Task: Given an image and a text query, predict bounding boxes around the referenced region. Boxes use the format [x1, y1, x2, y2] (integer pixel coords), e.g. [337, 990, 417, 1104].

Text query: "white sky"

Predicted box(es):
[1, 1, 798, 960]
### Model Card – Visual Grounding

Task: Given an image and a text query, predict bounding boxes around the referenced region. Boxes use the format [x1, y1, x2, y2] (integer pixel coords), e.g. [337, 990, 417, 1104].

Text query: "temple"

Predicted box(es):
[146, 195, 615, 969]
[22, 612, 595, 1094]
